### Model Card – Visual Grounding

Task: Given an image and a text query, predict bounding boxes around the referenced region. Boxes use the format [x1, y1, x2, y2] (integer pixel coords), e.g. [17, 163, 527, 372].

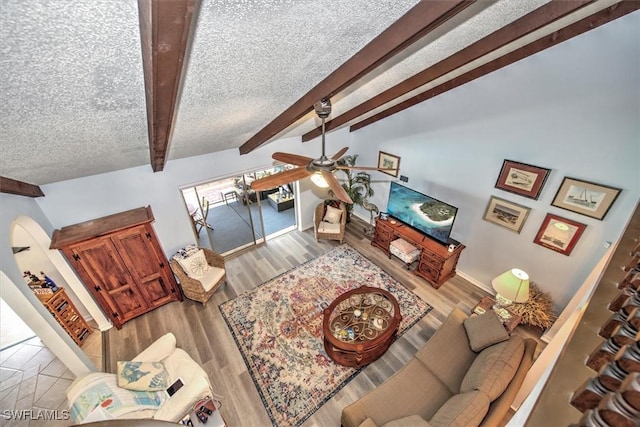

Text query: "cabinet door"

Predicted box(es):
[111, 225, 179, 308]
[69, 238, 149, 325]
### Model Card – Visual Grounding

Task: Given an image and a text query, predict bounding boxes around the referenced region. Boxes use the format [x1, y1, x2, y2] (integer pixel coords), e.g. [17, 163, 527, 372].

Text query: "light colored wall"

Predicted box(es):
[0, 194, 94, 374]
[348, 11, 640, 312]
[37, 135, 344, 256]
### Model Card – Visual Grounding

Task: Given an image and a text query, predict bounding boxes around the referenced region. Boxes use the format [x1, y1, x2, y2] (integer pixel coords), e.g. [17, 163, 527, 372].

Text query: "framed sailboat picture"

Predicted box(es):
[551, 177, 621, 220]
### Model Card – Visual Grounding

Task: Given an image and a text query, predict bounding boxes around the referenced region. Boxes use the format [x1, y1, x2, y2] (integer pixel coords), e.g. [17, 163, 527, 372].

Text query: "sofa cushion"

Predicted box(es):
[460, 335, 525, 401]
[429, 390, 490, 427]
[116, 361, 169, 391]
[341, 359, 452, 427]
[382, 415, 432, 427]
[463, 311, 509, 352]
[415, 308, 477, 393]
[359, 418, 379, 427]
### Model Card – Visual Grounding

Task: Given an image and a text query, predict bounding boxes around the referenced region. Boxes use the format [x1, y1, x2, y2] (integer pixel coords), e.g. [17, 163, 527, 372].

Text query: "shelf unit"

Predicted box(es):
[43, 288, 92, 346]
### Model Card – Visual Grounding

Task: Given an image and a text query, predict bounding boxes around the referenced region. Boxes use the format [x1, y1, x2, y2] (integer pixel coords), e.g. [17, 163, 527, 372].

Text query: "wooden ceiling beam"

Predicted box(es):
[0, 176, 45, 197]
[302, 0, 595, 142]
[238, 0, 475, 155]
[350, 1, 640, 133]
[138, 0, 197, 172]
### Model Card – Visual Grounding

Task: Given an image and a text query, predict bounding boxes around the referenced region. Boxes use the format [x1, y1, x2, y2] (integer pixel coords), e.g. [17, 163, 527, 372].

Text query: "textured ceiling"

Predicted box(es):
[0, 0, 628, 186]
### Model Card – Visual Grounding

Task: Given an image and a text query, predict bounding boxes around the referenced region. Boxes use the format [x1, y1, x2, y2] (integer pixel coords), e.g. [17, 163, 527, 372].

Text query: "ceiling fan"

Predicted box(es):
[250, 98, 396, 205]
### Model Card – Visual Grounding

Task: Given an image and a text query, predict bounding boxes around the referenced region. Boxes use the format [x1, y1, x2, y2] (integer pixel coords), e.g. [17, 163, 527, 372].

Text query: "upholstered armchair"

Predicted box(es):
[314, 200, 347, 244]
[170, 247, 226, 304]
[67, 333, 212, 424]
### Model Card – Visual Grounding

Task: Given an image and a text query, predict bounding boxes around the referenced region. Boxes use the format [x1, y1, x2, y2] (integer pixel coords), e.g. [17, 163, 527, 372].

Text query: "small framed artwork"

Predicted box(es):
[551, 177, 621, 220]
[495, 159, 551, 200]
[482, 196, 531, 233]
[534, 213, 587, 256]
[378, 151, 400, 177]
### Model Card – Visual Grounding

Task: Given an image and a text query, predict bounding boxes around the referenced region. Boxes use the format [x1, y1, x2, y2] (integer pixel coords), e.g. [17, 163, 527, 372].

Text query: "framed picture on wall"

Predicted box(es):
[534, 213, 586, 256]
[482, 196, 531, 233]
[378, 151, 400, 177]
[551, 177, 621, 220]
[494, 159, 551, 200]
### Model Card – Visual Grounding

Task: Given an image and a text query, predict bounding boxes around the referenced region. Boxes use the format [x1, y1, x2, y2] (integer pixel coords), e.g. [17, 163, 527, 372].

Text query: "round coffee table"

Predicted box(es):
[322, 285, 402, 367]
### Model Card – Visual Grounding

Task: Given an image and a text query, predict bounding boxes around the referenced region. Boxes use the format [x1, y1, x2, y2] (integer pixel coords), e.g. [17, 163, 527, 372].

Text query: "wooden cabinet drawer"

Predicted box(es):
[417, 261, 440, 282]
[421, 251, 444, 268]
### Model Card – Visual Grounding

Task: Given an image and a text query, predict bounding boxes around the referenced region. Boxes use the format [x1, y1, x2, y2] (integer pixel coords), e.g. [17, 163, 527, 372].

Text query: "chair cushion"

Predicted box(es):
[323, 205, 343, 224]
[318, 221, 342, 234]
[463, 311, 509, 352]
[429, 390, 490, 427]
[177, 249, 211, 279]
[460, 336, 525, 401]
[116, 361, 169, 391]
[198, 266, 225, 292]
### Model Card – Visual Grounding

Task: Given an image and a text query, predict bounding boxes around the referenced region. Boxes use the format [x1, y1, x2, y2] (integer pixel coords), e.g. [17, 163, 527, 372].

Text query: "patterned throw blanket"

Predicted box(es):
[69, 373, 166, 423]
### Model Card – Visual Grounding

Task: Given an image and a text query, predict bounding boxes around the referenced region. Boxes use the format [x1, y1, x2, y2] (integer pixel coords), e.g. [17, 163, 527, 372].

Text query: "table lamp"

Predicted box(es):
[492, 268, 530, 308]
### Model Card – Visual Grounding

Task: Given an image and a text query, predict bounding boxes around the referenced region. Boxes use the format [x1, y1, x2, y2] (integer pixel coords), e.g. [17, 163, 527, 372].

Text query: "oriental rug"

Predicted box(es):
[219, 244, 432, 427]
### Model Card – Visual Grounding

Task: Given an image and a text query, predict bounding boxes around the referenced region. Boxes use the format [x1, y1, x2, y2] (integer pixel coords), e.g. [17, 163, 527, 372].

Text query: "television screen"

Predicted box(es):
[386, 182, 458, 245]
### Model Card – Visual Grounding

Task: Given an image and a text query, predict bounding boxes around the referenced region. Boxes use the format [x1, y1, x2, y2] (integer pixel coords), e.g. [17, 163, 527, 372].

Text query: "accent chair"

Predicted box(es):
[170, 247, 226, 304]
[314, 200, 347, 244]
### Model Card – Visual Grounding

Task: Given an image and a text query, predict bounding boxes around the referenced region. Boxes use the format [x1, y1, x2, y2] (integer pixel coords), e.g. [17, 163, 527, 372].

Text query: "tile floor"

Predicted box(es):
[0, 330, 102, 427]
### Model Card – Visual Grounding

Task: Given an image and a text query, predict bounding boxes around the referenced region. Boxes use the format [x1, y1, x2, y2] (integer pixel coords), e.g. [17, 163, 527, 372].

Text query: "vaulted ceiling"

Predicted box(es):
[1, 0, 637, 197]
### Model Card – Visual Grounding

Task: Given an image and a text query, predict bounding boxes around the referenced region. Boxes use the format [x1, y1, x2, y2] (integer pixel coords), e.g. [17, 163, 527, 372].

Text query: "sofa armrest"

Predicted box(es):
[153, 376, 212, 422]
[133, 333, 177, 362]
[480, 338, 537, 427]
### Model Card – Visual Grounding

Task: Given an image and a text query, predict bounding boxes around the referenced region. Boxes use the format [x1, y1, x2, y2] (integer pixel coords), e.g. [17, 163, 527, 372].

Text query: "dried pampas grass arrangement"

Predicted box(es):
[510, 282, 556, 329]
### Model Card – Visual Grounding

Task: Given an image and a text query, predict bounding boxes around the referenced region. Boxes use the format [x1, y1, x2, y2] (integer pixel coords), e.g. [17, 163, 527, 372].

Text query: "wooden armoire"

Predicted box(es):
[50, 206, 182, 329]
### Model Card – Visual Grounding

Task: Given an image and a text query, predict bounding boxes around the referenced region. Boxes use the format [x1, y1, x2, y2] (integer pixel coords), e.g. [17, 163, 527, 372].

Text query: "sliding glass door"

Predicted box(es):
[180, 166, 296, 255]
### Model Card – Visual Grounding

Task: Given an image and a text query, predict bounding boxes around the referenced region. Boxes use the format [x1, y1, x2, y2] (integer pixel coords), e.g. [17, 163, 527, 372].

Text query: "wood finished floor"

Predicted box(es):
[105, 216, 531, 426]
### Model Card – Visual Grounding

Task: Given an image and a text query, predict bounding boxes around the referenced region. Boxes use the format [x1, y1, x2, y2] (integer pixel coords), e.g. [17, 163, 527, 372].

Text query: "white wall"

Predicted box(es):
[0, 194, 94, 374]
[348, 11, 640, 312]
[37, 135, 345, 256]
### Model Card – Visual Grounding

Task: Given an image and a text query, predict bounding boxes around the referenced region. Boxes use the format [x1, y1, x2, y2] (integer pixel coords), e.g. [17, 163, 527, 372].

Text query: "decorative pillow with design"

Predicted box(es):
[177, 249, 210, 279]
[323, 205, 343, 224]
[463, 310, 509, 352]
[116, 361, 168, 391]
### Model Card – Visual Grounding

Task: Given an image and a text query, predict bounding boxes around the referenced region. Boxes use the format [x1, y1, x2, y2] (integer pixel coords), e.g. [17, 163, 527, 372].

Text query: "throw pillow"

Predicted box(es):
[116, 361, 169, 391]
[323, 205, 343, 224]
[177, 249, 210, 278]
[463, 311, 509, 352]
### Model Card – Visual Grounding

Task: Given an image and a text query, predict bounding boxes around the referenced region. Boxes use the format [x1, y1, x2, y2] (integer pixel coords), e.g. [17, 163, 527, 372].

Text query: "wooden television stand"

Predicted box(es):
[371, 216, 465, 289]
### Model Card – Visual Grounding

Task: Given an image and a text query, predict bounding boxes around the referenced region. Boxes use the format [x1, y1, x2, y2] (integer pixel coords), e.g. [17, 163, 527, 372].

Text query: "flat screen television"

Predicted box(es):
[386, 182, 458, 245]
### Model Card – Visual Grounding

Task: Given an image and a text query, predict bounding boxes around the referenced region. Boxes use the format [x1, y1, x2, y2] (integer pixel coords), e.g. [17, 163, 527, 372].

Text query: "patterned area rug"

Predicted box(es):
[219, 244, 432, 427]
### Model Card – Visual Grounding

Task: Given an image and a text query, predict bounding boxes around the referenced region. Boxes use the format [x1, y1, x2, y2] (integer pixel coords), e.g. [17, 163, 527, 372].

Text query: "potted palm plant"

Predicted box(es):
[332, 154, 378, 223]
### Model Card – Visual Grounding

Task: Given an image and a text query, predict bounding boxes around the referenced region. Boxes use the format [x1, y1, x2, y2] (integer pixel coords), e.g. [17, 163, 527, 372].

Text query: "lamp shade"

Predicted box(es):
[491, 268, 530, 303]
[310, 172, 329, 188]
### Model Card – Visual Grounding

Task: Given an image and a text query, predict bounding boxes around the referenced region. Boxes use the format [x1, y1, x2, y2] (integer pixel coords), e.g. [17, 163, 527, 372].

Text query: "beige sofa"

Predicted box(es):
[341, 308, 536, 427]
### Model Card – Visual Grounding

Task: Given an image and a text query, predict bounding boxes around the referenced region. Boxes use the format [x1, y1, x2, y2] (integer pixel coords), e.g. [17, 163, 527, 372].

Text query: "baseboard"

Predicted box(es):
[456, 269, 493, 295]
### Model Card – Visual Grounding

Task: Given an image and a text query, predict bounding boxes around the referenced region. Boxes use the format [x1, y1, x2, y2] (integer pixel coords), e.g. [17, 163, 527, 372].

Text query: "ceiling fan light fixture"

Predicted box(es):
[310, 172, 329, 188]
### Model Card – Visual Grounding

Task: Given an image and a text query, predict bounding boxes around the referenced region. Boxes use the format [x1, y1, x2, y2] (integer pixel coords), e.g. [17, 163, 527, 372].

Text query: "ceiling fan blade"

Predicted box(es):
[330, 147, 349, 160]
[272, 152, 313, 166]
[251, 167, 312, 190]
[322, 171, 353, 205]
[337, 165, 398, 172]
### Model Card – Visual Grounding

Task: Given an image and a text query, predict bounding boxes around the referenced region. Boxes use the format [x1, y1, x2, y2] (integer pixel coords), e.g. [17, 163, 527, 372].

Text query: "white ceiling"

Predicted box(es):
[0, 0, 629, 186]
